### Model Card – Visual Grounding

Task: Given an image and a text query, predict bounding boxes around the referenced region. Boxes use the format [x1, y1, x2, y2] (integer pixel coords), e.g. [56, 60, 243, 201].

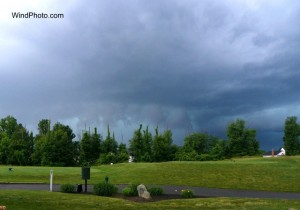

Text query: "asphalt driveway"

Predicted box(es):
[1, 183, 300, 200]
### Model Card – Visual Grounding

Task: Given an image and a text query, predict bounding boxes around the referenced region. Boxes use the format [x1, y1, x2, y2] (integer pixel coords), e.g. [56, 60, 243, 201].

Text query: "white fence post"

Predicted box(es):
[50, 170, 53, 192]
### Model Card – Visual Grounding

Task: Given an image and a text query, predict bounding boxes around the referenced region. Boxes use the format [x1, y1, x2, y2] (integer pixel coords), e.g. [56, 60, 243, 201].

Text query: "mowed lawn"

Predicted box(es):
[0, 190, 300, 210]
[1, 156, 300, 192]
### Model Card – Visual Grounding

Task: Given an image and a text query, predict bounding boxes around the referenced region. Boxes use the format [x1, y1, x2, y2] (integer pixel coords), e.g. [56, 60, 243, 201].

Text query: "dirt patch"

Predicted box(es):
[114, 194, 203, 203]
[76, 192, 207, 203]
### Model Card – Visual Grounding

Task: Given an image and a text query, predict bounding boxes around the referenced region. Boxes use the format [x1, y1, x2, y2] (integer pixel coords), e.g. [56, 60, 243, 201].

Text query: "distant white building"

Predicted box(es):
[277, 148, 286, 156]
[263, 148, 285, 158]
[128, 155, 134, 163]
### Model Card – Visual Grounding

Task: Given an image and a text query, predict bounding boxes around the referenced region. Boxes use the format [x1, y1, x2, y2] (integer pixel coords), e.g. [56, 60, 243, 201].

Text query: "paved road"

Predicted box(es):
[1, 183, 300, 200]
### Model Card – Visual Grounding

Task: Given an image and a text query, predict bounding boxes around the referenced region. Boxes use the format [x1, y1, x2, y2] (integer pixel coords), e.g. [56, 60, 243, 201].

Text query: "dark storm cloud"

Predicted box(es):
[1, 0, 300, 148]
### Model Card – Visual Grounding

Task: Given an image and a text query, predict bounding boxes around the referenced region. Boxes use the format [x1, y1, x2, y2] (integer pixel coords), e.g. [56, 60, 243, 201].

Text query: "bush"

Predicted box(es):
[197, 154, 212, 161]
[60, 184, 75, 193]
[117, 152, 130, 163]
[97, 153, 117, 165]
[93, 181, 118, 196]
[122, 184, 138, 197]
[122, 187, 134, 196]
[175, 150, 199, 161]
[149, 187, 163, 196]
[181, 189, 194, 198]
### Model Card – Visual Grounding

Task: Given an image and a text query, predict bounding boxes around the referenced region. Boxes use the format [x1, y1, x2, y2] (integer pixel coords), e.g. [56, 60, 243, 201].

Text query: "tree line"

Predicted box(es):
[0, 115, 299, 166]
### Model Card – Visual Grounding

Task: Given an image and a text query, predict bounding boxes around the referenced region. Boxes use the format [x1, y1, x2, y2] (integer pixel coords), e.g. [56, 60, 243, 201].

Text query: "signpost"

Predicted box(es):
[50, 170, 53, 192]
[81, 167, 90, 192]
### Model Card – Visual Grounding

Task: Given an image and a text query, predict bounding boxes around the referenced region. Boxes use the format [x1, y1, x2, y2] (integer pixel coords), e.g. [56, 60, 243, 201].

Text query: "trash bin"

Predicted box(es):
[77, 184, 83, 193]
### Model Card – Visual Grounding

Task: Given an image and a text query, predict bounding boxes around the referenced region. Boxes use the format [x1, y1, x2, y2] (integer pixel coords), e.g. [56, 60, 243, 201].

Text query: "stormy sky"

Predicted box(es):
[1, 0, 299, 150]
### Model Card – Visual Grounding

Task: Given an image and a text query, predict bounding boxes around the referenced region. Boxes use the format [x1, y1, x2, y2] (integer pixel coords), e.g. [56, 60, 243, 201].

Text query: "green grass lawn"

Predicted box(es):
[1, 156, 300, 192]
[0, 190, 299, 210]
[1, 157, 300, 210]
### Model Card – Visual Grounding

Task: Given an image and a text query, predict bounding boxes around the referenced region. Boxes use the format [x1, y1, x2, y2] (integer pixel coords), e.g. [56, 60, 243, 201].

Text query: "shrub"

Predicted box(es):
[117, 152, 129, 163]
[149, 187, 163, 196]
[181, 189, 194, 198]
[122, 184, 138, 197]
[122, 187, 134, 196]
[60, 184, 75, 193]
[98, 153, 117, 165]
[93, 181, 118, 196]
[175, 150, 199, 161]
[197, 154, 212, 161]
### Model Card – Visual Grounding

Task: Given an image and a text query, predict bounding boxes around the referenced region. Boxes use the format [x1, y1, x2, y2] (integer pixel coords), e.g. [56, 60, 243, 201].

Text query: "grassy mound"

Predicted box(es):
[1, 156, 300, 192]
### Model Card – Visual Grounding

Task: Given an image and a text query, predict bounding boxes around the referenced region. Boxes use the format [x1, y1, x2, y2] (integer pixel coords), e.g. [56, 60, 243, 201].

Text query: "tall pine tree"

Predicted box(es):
[80, 128, 101, 165]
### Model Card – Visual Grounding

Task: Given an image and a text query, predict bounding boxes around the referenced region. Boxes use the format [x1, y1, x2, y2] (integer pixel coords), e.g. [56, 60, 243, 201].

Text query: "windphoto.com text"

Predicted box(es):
[12, 12, 64, 19]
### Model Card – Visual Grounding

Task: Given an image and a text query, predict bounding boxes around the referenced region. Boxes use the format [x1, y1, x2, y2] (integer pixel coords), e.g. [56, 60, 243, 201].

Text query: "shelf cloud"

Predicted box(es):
[1, 0, 299, 149]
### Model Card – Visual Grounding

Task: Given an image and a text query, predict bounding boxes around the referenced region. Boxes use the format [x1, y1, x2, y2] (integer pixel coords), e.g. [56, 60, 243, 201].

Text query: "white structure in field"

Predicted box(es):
[128, 155, 134, 163]
[263, 148, 285, 158]
[277, 148, 286, 156]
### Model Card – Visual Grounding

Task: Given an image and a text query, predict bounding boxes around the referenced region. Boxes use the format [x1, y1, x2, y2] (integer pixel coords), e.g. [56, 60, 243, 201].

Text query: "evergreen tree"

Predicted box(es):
[118, 143, 127, 154]
[141, 126, 153, 162]
[102, 125, 118, 154]
[152, 127, 173, 162]
[80, 128, 101, 165]
[129, 124, 143, 162]
[117, 142, 129, 163]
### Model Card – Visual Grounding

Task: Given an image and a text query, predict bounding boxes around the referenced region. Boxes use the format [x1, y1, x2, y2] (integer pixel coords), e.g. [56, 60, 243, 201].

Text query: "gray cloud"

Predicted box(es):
[1, 0, 299, 149]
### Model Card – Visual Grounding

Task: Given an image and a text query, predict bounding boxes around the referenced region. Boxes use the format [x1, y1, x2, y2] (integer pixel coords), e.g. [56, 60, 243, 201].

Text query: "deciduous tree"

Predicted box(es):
[283, 116, 300, 155]
[42, 122, 76, 166]
[227, 119, 259, 157]
[0, 116, 34, 165]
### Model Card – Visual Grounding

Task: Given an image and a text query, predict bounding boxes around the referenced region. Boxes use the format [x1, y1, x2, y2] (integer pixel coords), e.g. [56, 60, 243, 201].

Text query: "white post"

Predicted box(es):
[50, 170, 53, 192]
